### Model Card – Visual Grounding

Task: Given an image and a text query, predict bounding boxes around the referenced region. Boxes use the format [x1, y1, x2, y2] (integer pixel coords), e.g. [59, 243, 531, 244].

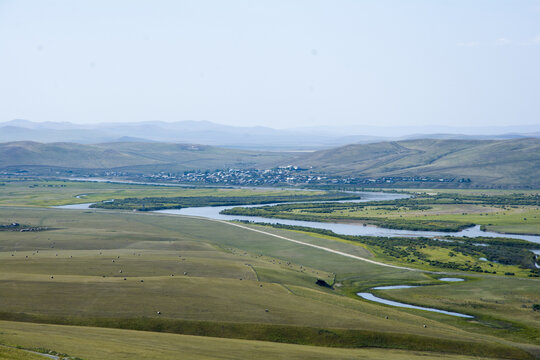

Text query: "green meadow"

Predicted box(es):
[0, 321, 512, 360]
[0, 181, 539, 359]
[0, 179, 327, 207]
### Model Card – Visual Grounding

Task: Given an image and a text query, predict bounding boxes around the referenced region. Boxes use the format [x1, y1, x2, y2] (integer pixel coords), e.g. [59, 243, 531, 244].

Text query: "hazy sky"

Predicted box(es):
[0, 0, 539, 128]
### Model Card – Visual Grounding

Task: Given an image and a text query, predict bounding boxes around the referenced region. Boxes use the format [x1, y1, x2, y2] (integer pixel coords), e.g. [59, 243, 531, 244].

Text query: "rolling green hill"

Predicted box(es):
[293, 138, 540, 188]
[0, 141, 289, 171]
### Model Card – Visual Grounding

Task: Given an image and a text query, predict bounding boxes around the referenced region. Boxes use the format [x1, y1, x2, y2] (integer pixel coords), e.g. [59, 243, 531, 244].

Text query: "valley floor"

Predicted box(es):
[0, 182, 539, 359]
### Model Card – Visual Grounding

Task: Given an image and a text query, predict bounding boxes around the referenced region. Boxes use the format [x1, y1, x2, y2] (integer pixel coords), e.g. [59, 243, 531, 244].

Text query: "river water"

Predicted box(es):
[357, 277, 473, 318]
[356, 292, 473, 318]
[55, 190, 540, 244]
[154, 191, 540, 244]
[53, 192, 532, 318]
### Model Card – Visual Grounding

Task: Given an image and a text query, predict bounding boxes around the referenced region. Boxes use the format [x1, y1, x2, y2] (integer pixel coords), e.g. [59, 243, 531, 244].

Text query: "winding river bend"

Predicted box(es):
[56, 190, 540, 244]
[357, 278, 474, 318]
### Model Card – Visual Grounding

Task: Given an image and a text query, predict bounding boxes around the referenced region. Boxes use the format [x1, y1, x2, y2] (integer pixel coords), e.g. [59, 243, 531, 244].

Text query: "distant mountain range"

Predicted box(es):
[1, 119, 539, 150]
[0, 138, 538, 188]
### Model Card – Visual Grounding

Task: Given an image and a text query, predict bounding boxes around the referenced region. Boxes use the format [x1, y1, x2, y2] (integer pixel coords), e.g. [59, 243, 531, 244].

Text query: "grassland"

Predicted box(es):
[1, 182, 540, 358]
[0, 179, 327, 207]
[366, 275, 540, 343]
[0, 346, 49, 360]
[250, 224, 539, 278]
[220, 188, 540, 276]
[0, 321, 515, 360]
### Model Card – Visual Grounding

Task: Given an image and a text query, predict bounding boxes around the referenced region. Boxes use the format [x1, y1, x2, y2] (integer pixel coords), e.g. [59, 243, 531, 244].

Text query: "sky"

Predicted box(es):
[0, 0, 539, 129]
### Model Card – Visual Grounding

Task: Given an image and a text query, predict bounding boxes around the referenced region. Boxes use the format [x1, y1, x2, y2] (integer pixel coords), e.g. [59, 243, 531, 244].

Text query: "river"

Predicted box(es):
[53, 192, 537, 317]
[357, 277, 474, 318]
[55, 190, 540, 244]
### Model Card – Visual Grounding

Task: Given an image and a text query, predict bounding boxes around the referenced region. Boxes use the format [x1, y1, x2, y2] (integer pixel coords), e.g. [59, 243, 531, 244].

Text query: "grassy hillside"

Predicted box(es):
[294, 138, 540, 187]
[0, 321, 510, 360]
[1, 179, 540, 358]
[0, 207, 539, 358]
[0, 141, 289, 171]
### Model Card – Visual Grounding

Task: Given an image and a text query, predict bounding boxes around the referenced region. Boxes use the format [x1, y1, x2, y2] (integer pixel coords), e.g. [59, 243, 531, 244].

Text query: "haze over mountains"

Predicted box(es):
[1, 119, 539, 150]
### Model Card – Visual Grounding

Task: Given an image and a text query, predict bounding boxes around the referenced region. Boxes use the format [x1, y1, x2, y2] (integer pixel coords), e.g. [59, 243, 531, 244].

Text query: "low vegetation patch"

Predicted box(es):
[90, 192, 358, 211]
[223, 206, 474, 231]
[0, 224, 51, 232]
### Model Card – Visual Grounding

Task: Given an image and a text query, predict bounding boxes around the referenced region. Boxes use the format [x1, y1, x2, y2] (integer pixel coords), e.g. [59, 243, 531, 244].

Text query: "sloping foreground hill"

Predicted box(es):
[293, 138, 540, 188]
[0, 141, 290, 171]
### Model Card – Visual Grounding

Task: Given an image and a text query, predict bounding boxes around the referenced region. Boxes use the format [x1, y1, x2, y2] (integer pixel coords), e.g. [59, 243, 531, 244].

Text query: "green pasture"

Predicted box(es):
[272, 202, 540, 235]
[0, 346, 47, 360]
[0, 182, 539, 358]
[0, 321, 516, 360]
[259, 226, 535, 277]
[369, 276, 540, 343]
[0, 179, 325, 207]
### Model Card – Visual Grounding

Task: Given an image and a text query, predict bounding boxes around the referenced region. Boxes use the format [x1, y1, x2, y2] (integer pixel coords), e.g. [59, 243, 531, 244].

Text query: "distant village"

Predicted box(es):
[124, 166, 460, 186]
[1, 165, 463, 186]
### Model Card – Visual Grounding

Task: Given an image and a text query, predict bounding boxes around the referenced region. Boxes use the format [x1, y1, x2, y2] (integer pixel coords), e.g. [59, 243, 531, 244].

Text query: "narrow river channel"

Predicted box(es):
[357, 278, 474, 318]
